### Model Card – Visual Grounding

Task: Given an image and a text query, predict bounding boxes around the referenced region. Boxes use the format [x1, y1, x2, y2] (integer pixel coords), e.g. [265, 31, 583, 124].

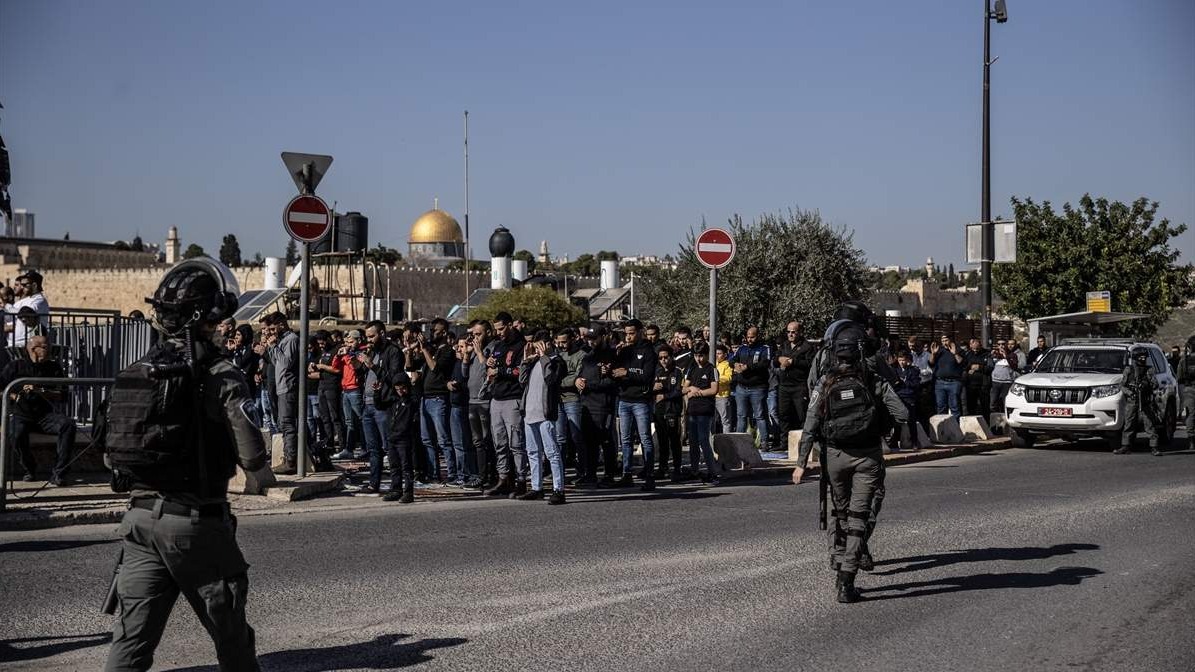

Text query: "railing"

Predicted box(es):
[0, 377, 115, 512]
[3, 308, 153, 425]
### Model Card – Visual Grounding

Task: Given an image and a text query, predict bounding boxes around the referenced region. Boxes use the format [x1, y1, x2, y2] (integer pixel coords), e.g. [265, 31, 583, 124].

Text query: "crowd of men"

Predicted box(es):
[220, 308, 1089, 506]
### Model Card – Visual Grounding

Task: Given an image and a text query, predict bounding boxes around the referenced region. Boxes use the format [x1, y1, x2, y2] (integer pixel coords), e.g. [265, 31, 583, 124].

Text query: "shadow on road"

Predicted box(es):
[570, 489, 728, 504]
[0, 538, 118, 554]
[861, 566, 1103, 601]
[0, 633, 112, 663]
[165, 633, 467, 671]
[872, 543, 1099, 576]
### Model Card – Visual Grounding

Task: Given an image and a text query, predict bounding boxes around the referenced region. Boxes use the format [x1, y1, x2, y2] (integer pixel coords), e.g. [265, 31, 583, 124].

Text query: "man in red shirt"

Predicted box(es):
[331, 329, 366, 460]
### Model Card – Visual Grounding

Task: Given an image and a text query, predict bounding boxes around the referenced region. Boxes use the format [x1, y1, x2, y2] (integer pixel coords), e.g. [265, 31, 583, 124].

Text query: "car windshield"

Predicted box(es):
[1034, 349, 1126, 374]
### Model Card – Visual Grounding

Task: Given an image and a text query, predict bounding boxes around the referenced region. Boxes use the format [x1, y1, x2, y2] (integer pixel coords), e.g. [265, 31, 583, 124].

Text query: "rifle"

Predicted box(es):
[101, 546, 123, 615]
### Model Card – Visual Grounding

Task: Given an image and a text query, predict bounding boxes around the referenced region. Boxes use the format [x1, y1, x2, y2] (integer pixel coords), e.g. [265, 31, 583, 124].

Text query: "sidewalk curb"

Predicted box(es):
[0, 439, 1014, 531]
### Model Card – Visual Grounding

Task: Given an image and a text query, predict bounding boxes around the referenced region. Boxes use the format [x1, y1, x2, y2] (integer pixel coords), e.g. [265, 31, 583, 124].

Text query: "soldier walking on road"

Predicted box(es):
[792, 325, 908, 604]
[1117, 349, 1162, 456]
[104, 258, 275, 671]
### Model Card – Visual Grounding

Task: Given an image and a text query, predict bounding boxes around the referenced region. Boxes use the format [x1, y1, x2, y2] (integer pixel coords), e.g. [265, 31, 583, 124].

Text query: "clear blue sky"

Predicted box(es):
[2, 0, 1192, 268]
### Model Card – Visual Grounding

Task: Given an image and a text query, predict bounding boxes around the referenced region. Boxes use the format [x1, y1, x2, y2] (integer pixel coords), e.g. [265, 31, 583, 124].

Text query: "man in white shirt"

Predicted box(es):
[6, 271, 50, 347]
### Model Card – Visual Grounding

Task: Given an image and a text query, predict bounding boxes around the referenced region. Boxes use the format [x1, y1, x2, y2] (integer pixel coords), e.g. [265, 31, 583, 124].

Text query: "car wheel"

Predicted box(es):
[1161, 403, 1176, 447]
[1011, 428, 1035, 448]
[1105, 432, 1121, 452]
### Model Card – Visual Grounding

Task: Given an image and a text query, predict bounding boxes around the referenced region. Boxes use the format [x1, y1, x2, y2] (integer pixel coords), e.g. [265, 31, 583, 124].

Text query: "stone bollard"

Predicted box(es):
[270, 434, 314, 473]
[928, 414, 965, 444]
[713, 433, 764, 471]
[959, 415, 994, 442]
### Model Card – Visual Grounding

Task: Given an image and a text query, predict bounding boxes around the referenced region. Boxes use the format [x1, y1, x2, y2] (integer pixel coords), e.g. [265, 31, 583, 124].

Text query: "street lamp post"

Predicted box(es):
[980, 0, 1007, 347]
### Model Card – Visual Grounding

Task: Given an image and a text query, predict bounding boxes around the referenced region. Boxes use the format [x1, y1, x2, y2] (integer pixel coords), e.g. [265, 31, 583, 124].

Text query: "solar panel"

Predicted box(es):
[232, 289, 288, 322]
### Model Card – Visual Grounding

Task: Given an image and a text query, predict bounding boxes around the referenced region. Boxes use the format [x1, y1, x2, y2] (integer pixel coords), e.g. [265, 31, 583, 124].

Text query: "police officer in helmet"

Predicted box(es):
[792, 325, 908, 603]
[1116, 348, 1162, 457]
[105, 257, 274, 671]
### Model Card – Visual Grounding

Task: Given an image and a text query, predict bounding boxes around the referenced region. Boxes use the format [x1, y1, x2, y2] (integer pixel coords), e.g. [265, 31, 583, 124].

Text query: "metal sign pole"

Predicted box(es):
[709, 268, 717, 350]
[297, 240, 310, 478]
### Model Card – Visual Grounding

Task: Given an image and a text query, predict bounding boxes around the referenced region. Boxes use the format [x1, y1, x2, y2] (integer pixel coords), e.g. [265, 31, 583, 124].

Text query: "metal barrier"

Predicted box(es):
[2, 309, 152, 426]
[0, 376, 115, 512]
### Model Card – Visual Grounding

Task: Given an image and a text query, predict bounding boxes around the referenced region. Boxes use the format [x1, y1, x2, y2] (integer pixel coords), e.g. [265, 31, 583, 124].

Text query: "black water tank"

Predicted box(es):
[489, 226, 515, 257]
[311, 211, 369, 254]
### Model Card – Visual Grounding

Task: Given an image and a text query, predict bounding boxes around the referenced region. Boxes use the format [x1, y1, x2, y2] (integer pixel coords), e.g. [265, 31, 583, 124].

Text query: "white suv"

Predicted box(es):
[1003, 339, 1178, 450]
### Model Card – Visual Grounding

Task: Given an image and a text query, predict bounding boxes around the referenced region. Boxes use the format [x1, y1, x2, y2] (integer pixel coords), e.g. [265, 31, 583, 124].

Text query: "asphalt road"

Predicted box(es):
[2, 437, 1193, 672]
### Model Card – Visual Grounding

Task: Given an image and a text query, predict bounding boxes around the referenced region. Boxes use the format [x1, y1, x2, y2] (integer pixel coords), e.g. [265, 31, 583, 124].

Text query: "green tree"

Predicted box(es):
[251, 252, 265, 267]
[637, 208, 870, 338]
[368, 244, 402, 265]
[596, 250, 619, 261]
[285, 239, 298, 266]
[993, 195, 1193, 337]
[469, 285, 586, 331]
[219, 234, 242, 267]
[964, 270, 979, 288]
[872, 269, 905, 291]
[182, 243, 205, 259]
[513, 249, 537, 273]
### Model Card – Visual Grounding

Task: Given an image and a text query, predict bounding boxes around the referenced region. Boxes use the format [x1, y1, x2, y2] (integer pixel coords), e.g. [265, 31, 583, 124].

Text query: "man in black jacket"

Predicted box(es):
[775, 320, 815, 446]
[652, 345, 685, 480]
[731, 326, 773, 448]
[483, 312, 528, 497]
[419, 318, 458, 484]
[577, 327, 619, 486]
[1, 335, 76, 484]
[614, 319, 658, 491]
[358, 320, 405, 494]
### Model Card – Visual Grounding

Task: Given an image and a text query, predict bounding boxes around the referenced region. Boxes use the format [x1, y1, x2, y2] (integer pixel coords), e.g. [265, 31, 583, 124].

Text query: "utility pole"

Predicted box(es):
[463, 110, 471, 313]
[980, 0, 1008, 346]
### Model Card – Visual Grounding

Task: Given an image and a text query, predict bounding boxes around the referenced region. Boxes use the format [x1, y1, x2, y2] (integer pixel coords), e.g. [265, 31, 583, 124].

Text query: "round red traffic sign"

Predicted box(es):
[283, 195, 332, 243]
[695, 227, 736, 269]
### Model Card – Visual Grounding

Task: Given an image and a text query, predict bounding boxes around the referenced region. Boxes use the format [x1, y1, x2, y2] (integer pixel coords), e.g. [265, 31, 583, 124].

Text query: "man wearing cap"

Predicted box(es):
[6, 270, 50, 347]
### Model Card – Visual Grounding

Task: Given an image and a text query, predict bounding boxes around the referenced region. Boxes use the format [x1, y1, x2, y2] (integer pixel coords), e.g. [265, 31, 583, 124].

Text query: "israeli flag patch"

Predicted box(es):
[840, 390, 855, 400]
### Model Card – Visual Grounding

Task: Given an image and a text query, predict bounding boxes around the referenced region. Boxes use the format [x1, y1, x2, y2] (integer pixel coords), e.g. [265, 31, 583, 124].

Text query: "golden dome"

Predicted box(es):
[409, 209, 463, 243]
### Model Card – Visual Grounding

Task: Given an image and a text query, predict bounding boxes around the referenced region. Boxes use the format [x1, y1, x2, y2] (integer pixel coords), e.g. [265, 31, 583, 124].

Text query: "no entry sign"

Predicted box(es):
[283, 195, 332, 243]
[696, 228, 735, 269]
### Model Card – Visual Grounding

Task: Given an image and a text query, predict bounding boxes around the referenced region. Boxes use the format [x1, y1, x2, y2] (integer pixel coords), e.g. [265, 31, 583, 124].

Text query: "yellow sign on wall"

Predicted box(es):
[1086, 291, 1111, 313]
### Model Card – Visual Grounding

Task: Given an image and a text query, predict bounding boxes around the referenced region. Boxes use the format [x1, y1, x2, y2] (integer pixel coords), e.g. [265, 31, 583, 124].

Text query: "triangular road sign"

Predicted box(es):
[281, 152, 333, 194]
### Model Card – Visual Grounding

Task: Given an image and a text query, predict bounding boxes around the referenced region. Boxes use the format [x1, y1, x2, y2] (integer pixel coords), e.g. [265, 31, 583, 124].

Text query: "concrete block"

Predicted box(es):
[988, 413, 1008, 436]
[959, 415, 994, 442]
[713, 433, 764, 470]
[787, 431, 802, 461]
[928, 415, 965, 444]
[270, 435, 315, 472]
[265, 474, 344, 502]
[916, 424, 933, 448]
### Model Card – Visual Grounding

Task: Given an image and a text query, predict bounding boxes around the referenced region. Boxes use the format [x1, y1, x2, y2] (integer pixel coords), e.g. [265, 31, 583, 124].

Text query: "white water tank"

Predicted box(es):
[511, 259, 528, 282]
[264, 257, 286, 289]
[491, 256, 512, 290]
[600, 260, 620, 290]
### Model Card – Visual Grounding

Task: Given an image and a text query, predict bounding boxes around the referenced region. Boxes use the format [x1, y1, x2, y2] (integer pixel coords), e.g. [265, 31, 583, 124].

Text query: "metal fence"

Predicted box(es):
[2, 309, 153, 426]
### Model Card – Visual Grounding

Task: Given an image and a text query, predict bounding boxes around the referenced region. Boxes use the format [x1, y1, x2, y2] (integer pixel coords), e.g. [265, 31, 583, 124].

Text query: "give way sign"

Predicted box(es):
[283, 195, 332, 243]
[695, 228, 735, 269]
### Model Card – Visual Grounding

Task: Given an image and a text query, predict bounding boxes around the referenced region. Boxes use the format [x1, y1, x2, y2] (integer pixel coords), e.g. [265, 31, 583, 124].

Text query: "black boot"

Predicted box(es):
[509, 480, 528, 499]
[837, 571, 862, 603]
[401, 476, 415, 503]
[858, 545, 875, 572]
[1113, 445, 1131, 455]
[1150, 445, 1162, 457]
[483, 476, 513, 497]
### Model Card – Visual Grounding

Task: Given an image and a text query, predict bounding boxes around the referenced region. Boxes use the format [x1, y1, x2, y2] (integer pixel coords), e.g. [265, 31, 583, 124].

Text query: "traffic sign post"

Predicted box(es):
[280, 152, 333, 479]
[696, 228, 736, 353]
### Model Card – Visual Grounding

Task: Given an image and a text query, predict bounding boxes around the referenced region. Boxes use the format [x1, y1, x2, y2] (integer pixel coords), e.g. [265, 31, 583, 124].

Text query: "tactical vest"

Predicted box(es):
[105, 343, 234, 496]
[820, 371, 880, 448]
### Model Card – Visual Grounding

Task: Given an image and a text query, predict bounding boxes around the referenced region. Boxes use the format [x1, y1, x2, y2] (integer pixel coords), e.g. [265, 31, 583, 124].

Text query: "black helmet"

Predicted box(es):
[148, 257, 239, 336]
[833, 324, 868, 364]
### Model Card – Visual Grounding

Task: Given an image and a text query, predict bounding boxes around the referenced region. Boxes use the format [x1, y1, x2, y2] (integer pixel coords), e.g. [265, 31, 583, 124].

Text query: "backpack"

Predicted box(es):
[820, 370, 880, 448]
[105, 343, 201, 490]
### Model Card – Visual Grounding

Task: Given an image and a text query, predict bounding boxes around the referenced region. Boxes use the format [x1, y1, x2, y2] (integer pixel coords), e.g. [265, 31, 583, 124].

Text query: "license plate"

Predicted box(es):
[1040, 407, 1073, 417]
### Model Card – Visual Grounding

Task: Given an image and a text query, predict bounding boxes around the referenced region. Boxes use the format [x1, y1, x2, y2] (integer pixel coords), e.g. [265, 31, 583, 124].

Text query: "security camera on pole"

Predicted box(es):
[281, 151, 333, 478]
[695, 227, 736, 350]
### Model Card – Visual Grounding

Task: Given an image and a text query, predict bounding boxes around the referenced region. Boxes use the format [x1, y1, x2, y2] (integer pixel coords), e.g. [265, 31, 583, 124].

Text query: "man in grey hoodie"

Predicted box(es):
[262, 312, 300, 474]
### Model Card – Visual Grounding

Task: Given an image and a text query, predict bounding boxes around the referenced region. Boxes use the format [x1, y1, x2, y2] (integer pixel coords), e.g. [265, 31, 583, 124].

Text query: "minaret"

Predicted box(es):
[538, 240, 550, 265]
[924, 256, 935, 279]
[165, 226, 181, 264]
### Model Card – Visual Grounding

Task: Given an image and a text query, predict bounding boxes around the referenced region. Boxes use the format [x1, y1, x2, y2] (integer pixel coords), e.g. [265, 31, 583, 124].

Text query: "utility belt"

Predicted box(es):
[130, 496, 231, 519]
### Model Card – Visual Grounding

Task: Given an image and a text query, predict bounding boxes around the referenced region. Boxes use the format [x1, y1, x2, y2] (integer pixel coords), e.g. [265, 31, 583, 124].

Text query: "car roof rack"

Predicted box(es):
[1058, 338, 1140, 346]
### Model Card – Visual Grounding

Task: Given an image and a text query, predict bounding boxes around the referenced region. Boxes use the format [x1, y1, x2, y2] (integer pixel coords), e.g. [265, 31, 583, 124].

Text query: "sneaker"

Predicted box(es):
[463, 477, 484, 489]
[548, 490, 566, 505]
[574, 475, 598, 488]
[333, 450, 354, 460]
[50, 477, 67, 487]
[400, 491, 414, 504]
[358, 485, 380, 496]
[517, 489, 544, 501]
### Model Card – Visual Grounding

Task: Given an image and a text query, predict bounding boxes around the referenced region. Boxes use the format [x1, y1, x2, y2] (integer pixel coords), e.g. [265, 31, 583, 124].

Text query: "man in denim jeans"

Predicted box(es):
[517, 331, 567, 504]
[553, 328, 586, 482]
[613, 319, 658, 491]
[358, 321, 404, 494]
[930, 335, 965, 418]
[447, 335, 476, 487]
[418, 318, 459, 485]
[731, 326, 773, 448]
[333, 330, 365, 460]
[482, 312, 527, 497]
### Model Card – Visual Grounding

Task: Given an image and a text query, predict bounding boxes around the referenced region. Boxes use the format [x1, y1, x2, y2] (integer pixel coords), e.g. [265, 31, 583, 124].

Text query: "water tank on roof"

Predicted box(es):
[311, 211, 369, 254]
